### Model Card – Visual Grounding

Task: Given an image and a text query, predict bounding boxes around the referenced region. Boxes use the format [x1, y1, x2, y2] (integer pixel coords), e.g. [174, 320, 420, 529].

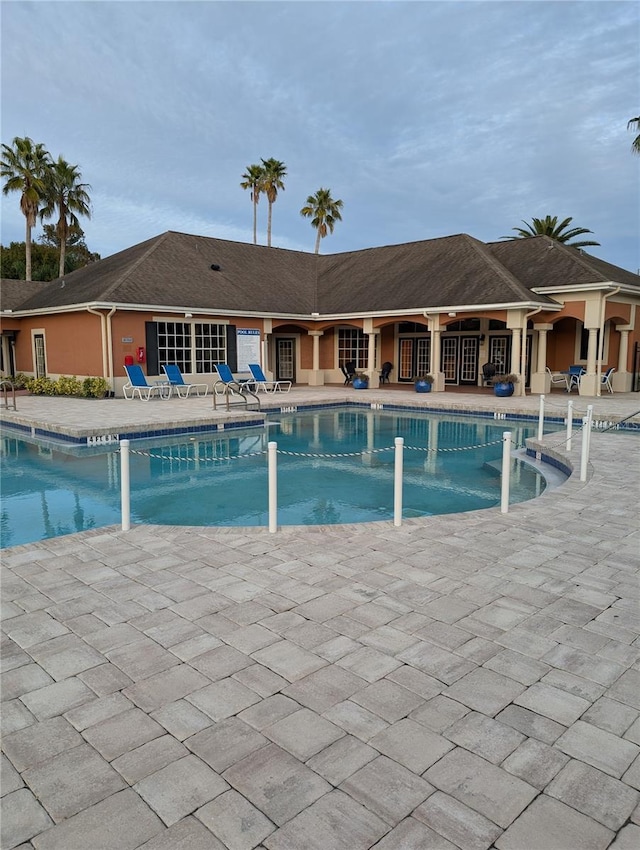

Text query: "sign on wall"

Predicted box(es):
[236, 328, 261, 372]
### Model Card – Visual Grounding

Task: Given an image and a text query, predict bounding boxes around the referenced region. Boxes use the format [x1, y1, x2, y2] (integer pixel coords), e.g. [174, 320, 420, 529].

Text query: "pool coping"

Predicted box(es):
[2, 396, 638, 447]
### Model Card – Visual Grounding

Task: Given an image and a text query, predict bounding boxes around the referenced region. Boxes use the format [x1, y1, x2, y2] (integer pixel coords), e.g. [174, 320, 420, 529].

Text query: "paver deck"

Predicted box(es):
[1, 387, 639, 849]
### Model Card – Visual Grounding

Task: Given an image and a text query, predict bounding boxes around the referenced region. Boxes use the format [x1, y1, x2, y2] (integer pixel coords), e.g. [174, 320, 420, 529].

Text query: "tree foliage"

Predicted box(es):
[1, 231, 100, 280]
[1, 137, 51, 280]
[1, 137, 92, 280]
[300, 188, 344, 254]
[629, 117, 640, 155]
[260, 157, 286, 247]
[39, 156, 92, 277]
[500, 215, 600, 248]
[240, 163, 265, 245]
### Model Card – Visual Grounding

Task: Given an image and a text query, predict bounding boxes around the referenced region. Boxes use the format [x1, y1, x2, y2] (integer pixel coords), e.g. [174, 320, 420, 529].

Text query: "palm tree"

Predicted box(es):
[628, 117, 640, 154]
[501, 215, 600, 248]
[1, 136, 51, 280]
[240, 163, 265, 245]
[39, 156, 92, 278]
[300, 188, 344, 254]
[261, 158, 286, 247]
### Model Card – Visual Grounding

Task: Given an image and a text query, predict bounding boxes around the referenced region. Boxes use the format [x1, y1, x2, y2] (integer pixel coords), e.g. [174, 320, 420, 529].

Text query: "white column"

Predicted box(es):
[510, 327, 521, 374]
[587, 327, 598, 374]
[618, 328, 629, 373]
[536, 328, 548, 372]
[366, 329, 380, 388]
[307, 331, 324, 386]
[431, 328, 443, 391]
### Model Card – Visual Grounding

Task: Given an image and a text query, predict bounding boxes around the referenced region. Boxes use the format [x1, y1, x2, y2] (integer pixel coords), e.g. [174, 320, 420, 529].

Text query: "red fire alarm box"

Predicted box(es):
[124, 355, 134, 366]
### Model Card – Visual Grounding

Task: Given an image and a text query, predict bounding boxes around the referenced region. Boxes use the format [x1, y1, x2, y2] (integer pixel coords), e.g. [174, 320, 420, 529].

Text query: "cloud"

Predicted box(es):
[1, 0, 638, 271]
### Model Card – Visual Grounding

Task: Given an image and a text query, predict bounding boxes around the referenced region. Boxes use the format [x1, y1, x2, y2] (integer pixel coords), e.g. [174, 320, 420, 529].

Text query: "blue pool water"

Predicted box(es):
[1, 408, 557, 548]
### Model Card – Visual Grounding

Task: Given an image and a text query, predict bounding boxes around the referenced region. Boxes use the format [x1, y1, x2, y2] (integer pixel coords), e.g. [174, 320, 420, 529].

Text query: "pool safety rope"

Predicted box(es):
[123, 437, 506, 464]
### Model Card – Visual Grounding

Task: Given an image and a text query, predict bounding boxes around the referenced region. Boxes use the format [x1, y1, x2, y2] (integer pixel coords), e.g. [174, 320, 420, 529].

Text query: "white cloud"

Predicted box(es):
[1, 0, 638, 271]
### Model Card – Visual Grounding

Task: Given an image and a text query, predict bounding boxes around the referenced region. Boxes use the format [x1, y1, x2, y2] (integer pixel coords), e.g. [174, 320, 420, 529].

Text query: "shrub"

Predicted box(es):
[25, 374, 110, 397]
[55, 375, 83, 396]
[25, 376, 57, 395]
[81, 377, 109, 398]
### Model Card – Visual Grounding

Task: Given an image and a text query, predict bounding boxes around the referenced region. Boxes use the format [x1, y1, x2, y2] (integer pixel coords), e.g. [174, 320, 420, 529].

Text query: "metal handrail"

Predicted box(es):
[0, 379, 17, 410]
[212, 381, 261, 412]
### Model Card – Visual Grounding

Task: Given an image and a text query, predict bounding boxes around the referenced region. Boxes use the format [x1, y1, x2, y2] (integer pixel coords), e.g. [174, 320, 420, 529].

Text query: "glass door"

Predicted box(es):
[460, 337, 478, 384]
[34, 334, 46, 378]
[275, 338, 295, 382]
[441, 337, 459, 383]
[398, 337, 430, 381]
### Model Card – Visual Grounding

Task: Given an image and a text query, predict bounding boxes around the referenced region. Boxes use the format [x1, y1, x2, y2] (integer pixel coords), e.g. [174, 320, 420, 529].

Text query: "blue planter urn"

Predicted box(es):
[414, 380, 432, 393]
[352, 377, 369, 390]
[494, 382, 515, 397]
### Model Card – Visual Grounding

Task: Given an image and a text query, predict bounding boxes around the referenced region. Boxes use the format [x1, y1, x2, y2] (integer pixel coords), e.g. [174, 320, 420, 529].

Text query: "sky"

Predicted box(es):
[1, 0, 639, 273]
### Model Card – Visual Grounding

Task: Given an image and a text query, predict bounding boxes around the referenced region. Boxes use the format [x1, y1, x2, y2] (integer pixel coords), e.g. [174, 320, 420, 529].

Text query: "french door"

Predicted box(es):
[398, 337, 430, 381]
[441, 336, 478, 384]
[275, 338, 295, 382]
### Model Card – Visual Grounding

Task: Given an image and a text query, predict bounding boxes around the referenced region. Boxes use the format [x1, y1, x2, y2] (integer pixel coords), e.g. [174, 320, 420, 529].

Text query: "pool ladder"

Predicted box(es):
[212, 383, 261, 412]
[0, 380, 17, 411]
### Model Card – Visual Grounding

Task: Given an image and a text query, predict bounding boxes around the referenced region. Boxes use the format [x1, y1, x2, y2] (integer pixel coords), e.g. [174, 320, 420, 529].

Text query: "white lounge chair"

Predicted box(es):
[162, 364, 208, 397]
[123, 364, 168, 400]
[248, 363, 291, 392]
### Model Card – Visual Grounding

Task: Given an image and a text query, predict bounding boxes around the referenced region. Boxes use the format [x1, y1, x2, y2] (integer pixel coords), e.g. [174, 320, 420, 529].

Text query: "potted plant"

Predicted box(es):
[414, 374, 434, 393]
[352, 372, 369, 390]
[493, 373, 518, 397]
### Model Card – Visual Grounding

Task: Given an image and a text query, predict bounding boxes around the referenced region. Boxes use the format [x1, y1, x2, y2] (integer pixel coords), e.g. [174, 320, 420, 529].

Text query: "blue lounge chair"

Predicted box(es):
[123, 364, 168, 400]
[601, 366, 615, 393]
[214, 363, 252, 396]
[162, 364, 208, 398]
[248, 363, 292, 393]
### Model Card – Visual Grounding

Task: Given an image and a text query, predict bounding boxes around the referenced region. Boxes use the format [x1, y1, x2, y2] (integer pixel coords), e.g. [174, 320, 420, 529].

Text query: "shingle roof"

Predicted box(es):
[316, 234, 543, 313]
[0, 279, 52, 311]
[487, 236, 640, 290]
[3, 230, 638, 318]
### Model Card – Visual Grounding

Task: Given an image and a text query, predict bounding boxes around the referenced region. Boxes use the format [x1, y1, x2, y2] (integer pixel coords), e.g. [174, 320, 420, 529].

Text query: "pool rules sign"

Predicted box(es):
[236, 328, 261, 372]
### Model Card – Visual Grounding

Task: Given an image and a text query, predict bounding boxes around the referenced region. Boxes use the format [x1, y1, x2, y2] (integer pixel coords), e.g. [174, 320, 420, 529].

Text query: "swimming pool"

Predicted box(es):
[1, 408, 559, 547]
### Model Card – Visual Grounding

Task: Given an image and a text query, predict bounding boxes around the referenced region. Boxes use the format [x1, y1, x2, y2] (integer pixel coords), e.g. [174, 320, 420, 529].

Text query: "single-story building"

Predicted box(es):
[1, 230, 639, 395]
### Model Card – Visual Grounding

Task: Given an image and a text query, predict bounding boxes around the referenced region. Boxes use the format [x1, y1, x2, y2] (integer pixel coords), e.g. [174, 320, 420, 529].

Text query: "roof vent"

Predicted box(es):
[210, 263, 221, 271]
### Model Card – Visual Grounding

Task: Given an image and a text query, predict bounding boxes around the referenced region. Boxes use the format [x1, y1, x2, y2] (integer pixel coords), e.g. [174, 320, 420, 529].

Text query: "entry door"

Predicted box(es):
[275, 338, 295, 382]
[441, 336, 479, 384]
[459, 337, 478, 385]
[441, 337, 458, 383]
[398, 338, 430, 381]
[33, 334, 46, 378]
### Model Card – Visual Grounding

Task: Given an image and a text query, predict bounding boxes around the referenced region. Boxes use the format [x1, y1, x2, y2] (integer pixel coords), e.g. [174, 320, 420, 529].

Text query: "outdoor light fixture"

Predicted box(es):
[184, 313, 193, 318]
[448, 312, 456, 317]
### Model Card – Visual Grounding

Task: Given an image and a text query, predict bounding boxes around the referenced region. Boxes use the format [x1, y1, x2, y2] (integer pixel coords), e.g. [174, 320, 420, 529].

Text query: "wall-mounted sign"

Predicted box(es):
[121, 337, 133, 343]
[236, 328, 261, 372]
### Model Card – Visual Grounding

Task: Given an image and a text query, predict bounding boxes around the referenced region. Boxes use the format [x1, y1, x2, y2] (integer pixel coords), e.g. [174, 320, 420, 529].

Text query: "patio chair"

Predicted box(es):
[162, 364, 208, 398]
[379, 362, 393, 384]
[341, 361, 357, 385]
[123, 364, 168, 400]
[481, 363, 497, 387]
[213, 363, 252, 396]
[601, 366, 615, 393]
[546, 366, 568, 390]
[568, 365, 585, 393]
[248, 363, 292, 393]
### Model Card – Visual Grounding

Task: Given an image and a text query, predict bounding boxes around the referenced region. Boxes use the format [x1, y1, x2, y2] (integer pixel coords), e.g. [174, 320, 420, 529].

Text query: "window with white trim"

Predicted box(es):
[195, 323, 226, 373]
[338, 329, 368, 369]
[156, 321, 227, 374]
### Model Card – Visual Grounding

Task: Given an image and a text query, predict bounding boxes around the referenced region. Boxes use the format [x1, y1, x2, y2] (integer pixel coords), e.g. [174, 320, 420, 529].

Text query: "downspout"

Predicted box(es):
[86, 306, 116, 391]
[596, 287, 620, 397]
[520, 307, 543, 396]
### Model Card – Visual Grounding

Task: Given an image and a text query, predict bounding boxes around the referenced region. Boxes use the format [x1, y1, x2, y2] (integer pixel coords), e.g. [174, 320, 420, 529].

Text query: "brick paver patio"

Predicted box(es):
[1, 388, 639, 848]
